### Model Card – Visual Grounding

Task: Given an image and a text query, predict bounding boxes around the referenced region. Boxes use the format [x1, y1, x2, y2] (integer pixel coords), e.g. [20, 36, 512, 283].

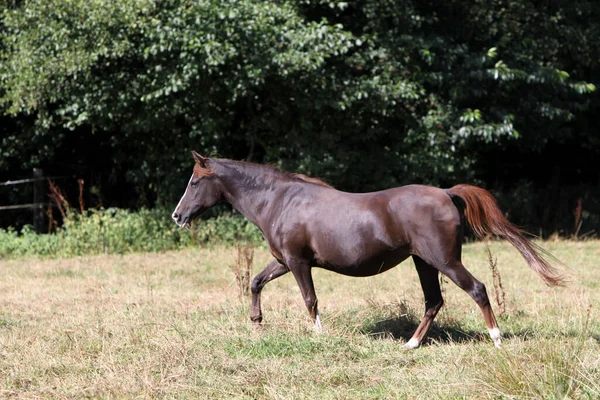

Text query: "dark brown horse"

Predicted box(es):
[172, 152, 565, 348]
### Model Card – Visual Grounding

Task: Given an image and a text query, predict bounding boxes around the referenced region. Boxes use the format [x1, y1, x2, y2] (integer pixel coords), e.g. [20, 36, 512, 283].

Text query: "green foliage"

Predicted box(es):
[0, 0, 358, 201]
[191, 213, 264, 246]
[58, 208, 190, 255]
[0, 225, 61, 258]
[0, 209, 263, 258]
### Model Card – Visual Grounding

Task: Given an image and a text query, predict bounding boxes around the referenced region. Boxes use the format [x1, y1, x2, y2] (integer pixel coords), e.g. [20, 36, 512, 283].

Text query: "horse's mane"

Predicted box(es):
[291, 173, 332, 188]
[210, 158, 332, 188]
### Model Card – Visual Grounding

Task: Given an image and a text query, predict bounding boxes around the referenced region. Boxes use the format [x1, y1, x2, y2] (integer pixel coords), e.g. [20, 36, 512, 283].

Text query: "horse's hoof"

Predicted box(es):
[489, 328, 502, 348]
[313, 314, 322, 333]
[402, 338, 420, 350]
[252, 322, 264, 332]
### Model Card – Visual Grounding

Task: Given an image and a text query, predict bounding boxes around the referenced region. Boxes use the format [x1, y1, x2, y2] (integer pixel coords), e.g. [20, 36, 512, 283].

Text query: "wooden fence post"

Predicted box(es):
[33, 168, 46, 233]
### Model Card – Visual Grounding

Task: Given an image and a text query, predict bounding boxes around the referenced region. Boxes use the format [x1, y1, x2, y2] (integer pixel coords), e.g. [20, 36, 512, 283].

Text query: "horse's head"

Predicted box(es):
[172, 151, 222, 228]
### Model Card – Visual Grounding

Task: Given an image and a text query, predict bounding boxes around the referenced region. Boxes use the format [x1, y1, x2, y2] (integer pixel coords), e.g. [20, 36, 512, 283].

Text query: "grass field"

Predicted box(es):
[1, 240, 599, 399]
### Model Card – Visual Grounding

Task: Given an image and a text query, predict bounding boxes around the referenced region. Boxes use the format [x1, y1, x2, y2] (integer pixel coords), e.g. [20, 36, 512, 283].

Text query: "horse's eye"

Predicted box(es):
[190, 180, 200, 188]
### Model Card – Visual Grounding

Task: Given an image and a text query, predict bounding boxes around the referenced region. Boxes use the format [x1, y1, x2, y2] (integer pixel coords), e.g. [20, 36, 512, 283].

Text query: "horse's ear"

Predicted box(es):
[191, 151, 208, 167]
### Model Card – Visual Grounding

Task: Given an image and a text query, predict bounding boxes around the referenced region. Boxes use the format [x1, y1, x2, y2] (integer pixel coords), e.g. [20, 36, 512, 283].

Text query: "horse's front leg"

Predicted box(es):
[288, 258, 321, 331]
[250, 260, 289, 329]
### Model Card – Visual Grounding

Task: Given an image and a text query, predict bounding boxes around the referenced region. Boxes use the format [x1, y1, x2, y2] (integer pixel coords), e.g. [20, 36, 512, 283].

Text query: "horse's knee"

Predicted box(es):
[251, 277, 263, 295]
[425, 298, 444, 317]
[470, 281, 490, 307]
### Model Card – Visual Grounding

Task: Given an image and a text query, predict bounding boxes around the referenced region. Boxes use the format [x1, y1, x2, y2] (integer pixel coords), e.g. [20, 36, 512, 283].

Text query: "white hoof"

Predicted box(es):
[313, 314, 322, 333]
[489, 327, 502, 348]
[403, 338, 420, 349]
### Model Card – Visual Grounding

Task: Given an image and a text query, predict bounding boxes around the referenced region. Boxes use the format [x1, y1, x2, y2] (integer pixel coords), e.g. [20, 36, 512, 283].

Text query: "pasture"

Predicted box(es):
[1, 241, 599, 399]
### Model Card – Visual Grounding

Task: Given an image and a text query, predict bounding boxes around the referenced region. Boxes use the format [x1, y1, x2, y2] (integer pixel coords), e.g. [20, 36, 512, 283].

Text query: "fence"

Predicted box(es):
[0, 168, 66, 233]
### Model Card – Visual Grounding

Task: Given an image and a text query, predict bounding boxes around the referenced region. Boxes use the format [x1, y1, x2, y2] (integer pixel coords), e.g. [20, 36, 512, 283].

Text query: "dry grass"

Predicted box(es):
[0, 241, 599, 399]
[229, 245, 254, 300]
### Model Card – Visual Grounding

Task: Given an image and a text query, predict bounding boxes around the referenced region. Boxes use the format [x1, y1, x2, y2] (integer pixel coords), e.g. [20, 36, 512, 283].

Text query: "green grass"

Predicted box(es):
[0, 241, 599, 398]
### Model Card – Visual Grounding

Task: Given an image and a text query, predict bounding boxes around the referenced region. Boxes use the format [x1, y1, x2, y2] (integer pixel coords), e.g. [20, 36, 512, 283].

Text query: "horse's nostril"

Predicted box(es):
[172, 212, 179, 220]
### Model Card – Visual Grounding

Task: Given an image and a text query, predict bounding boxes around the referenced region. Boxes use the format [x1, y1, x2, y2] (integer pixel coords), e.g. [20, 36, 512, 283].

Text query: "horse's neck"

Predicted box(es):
[215, 160, 288, 228]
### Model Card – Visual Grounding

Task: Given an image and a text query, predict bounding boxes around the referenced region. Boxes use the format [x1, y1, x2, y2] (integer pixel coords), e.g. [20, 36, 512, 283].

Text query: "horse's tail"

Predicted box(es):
[446, 184, 566, 286]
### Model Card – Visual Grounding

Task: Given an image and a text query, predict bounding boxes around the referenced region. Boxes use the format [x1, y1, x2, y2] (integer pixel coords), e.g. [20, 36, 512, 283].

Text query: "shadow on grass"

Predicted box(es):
[361, 316, 522, 346]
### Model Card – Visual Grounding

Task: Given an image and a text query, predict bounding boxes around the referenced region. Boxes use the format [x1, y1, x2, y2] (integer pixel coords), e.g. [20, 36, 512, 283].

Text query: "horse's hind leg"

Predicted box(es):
[404, 256, 445, 349]
[250, 260, 289, 329]
[437, 260, 502, 347]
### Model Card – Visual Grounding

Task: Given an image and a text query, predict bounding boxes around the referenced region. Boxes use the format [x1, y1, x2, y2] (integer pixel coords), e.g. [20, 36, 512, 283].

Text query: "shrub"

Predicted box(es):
[0, 208, 263, 259]
[0, 225, 60, 258]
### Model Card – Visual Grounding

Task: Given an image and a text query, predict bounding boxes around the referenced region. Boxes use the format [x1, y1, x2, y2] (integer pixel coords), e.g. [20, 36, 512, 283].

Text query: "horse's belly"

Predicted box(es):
[304, 200, 411, 276]
[315, 246, 411, 277]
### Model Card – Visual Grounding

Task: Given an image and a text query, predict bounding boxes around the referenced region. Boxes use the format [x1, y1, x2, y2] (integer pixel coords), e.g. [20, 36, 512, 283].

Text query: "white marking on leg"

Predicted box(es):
[403, 338, 420, 349]
[488, 327, 502, 348]
[313, 314, 322, 333]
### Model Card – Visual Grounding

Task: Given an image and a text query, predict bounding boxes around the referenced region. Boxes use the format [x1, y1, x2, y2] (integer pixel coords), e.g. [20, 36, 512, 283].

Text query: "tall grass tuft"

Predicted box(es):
[229, 245, 254, 299]
[486, 245, 506, 316]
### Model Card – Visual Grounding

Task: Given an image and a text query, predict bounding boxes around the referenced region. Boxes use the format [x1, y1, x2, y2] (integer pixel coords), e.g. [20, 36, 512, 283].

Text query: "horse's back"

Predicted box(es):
[302, 184, 460, 242]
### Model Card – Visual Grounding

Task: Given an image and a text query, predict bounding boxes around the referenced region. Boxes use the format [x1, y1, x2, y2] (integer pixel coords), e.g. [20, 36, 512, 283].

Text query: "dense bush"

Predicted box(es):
[0, 209, 263, 259]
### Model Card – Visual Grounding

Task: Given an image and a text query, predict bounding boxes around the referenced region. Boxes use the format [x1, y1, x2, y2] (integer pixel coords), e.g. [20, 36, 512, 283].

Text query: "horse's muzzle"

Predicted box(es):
[172, 211, 189, 229]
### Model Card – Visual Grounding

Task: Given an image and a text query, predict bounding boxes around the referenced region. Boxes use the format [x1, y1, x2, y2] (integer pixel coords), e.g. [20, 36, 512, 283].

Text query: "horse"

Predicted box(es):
[172, 151, 565, 348]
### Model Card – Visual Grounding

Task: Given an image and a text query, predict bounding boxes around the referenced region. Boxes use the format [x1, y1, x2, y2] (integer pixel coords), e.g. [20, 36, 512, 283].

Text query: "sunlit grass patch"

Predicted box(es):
[0, 242, 599, 398]
[474, 335, 600, 398]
